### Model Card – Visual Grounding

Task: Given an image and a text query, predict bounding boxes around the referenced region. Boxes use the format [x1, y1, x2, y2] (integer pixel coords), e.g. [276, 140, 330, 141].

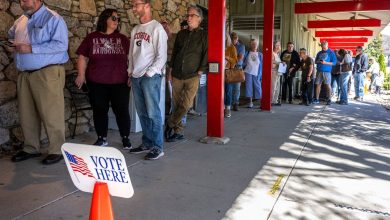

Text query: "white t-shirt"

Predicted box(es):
[128, 19, 168, 78]
[244, 52, 260, 76]
[272, 52, 281, 73]
[368, 62, 380, 75]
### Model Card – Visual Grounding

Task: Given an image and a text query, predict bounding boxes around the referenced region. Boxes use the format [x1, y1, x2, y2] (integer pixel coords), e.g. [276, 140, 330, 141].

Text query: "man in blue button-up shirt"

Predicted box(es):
[7, 0, 69, 165]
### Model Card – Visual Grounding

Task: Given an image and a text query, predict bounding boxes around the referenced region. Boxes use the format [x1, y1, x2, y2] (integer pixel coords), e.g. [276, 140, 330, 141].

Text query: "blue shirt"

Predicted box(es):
[8, 5, 69, 71]
[315, 49, 336, 73]
[234, 42, 245, 67]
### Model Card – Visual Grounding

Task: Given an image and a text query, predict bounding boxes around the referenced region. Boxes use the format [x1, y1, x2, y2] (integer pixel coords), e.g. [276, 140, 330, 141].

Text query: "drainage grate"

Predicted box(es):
[334, 203, 390, 217]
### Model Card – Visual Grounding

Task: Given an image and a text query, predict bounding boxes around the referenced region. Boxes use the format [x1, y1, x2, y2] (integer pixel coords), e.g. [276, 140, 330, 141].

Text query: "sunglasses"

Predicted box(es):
[186, 14, 200, 18]
[111, 16, 121, 22]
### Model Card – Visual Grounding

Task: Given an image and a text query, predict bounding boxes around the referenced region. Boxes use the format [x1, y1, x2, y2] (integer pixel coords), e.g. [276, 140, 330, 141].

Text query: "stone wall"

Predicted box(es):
[0, 0, 195, 153]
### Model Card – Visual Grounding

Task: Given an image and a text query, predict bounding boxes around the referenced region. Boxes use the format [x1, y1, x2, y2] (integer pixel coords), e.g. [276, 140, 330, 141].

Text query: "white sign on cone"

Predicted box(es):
[61, 143, 134, 198]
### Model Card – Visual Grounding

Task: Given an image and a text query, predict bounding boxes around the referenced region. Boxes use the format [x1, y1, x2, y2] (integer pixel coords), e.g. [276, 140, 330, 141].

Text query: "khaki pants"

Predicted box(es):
[271, 71, 281, 103]
[167, 76, 199, 133]
[17, 65, 65, 154]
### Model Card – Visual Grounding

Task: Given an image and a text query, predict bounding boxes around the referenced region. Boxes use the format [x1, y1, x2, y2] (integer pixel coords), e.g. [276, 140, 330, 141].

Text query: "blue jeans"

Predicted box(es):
[232, 82, 241, 104]
[331, 74, 340, 97]
[339, 72, 351, 103]
[245, 73, 262, 99]
[224, 83, 233, 107]
[132, 75, 163, 151]
[354, 73, 365, 98]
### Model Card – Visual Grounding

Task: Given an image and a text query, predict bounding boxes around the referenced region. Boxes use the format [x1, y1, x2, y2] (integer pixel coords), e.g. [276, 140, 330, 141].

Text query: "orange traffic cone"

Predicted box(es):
[89, 182, 114, 220]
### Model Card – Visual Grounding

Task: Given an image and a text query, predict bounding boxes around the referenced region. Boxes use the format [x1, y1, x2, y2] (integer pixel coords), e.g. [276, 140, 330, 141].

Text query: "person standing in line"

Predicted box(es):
[299, 48, 314, 106]
[224, 33, 238, 118]
[313, 41, 337, 105]
[271, 41, 282, 106]
[165, 5, 208, 140]
[353, 46, 368, 101]
[337, 49, 353, 105]
[75, 9, 131, 149]
[367, 57, 380, 93]
[331, 49, 342, 100]
[8, 0, 69, 165]
[127, 0, 168, 160]
[347, 50, 354, 95]
[243, 39, 262, 108]
[280, 42, 300, 104]
[231, 32, 245, 111]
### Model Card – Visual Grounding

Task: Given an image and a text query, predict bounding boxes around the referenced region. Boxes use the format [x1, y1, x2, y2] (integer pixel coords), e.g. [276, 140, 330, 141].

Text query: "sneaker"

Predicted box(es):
[94, 137, 108, 146]
[188, 108, 200, 116]
[145, 148, 164, 160]
[359, 97, 363, 101]
[166, 133, 184, 142]
[122, 137, 132, 150]
[247, 102, 254, 108]
[129, 145, 150, 154]
[326, 99, 331, 105]
[233, 103, 239, 111]
[312, 99, 320, 104]
[353, 97, 359, 100]
[224, 109, 231, 118]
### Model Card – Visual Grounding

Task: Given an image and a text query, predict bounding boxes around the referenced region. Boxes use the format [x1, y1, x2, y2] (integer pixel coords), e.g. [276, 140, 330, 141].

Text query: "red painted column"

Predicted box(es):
[207, 0, 225, 137]
[261, 0, 274, 111]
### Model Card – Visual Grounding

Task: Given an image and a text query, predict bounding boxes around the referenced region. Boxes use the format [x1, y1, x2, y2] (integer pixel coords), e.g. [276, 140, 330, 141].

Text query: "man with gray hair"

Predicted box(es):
[165, 5, 208, 142]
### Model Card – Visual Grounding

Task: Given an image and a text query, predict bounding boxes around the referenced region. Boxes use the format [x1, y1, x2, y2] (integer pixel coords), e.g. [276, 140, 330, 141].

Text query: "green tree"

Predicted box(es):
[378, 53, 386, 74]
[365, 35, 383, 60]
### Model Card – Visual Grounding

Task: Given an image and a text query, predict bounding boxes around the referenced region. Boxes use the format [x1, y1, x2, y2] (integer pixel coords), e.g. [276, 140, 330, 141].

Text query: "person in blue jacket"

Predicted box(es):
[313, 41, 337, 105]
[243, 39, 263, 108]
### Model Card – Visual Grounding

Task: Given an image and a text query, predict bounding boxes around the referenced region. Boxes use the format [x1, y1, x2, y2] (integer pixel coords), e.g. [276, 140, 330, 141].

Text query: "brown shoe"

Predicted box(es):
[42, 154, 63, 165]
[11, 151, 41, 162]
[233, 103, 239, 111]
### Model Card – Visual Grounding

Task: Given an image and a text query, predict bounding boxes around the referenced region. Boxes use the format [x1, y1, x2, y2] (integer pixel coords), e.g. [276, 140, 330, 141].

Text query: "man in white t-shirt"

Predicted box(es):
[127, 0, 168, 160]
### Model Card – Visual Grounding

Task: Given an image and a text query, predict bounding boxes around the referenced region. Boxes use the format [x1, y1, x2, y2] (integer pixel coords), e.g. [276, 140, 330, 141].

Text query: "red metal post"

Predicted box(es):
[207, 0, 225, 137]
[260, 0, 274, 111]
[308, 19, 380, 28]
[295, 0, 390, 14]
[315, 30, 373, 37]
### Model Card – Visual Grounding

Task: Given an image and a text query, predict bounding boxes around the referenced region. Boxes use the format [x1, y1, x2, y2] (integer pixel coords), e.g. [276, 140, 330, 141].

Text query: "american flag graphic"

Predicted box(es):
[64, 151, 95, 178]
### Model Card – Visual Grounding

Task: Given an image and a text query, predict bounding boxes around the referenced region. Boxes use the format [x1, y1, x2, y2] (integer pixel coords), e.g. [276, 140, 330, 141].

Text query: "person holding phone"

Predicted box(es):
[8, 0, 69, 165]
[313, 41, 337, 105]
[75, 9, 131, 149]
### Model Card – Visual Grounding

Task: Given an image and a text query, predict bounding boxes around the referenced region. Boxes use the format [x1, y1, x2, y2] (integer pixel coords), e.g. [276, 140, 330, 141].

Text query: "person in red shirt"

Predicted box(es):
[75, 9, 131, 149]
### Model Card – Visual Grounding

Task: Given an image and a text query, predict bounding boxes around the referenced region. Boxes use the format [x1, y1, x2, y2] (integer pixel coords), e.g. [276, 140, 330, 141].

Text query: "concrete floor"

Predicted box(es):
[0, 95, 389, 220]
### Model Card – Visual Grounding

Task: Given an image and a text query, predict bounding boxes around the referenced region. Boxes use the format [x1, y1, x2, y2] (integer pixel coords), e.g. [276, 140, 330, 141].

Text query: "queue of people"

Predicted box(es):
[5, 0, 381, 164]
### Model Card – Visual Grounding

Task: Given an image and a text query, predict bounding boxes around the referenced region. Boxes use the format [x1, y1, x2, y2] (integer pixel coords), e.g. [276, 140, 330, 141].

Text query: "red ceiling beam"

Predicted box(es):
[320, 38, 368, 43]
[295, 0, 390, 14]
[315, 30, 373, 37]
[328, 42, 365, 47]
[308, 19, 380, 28]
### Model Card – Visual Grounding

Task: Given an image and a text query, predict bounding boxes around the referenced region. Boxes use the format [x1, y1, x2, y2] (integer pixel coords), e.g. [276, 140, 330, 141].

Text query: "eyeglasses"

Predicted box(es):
[131, 3, 146, 8]
[111, 16, 120, 22]
[186, 14, 200, 18]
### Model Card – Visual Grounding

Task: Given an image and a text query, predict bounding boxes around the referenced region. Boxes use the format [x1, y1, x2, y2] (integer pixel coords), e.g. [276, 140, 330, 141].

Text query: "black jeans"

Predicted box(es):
[88, 82, 130, 138]
[301, 79, 315, 104]
[282, 75, 293, 102]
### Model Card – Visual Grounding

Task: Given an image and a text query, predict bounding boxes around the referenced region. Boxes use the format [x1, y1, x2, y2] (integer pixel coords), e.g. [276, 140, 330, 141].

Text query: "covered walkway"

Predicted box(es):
[1, 94, 389, 220]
